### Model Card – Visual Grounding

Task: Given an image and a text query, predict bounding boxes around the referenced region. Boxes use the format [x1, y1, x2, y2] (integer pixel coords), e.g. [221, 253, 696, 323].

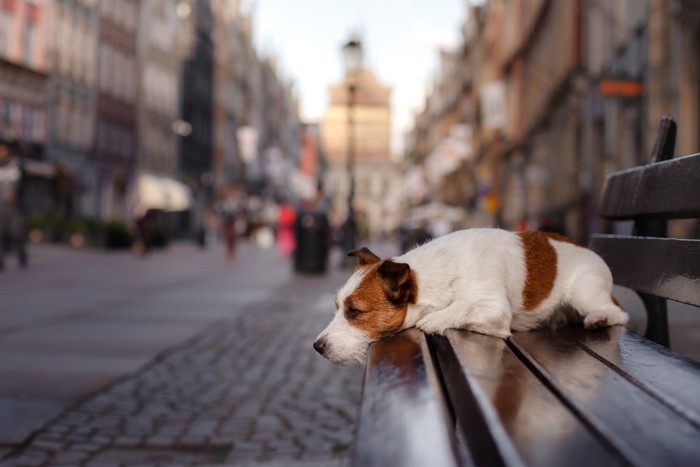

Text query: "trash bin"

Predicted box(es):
[294, 210, 329, 273]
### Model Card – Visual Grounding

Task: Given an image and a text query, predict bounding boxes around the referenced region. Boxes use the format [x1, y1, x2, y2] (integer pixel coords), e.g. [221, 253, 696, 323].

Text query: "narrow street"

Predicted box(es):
[0, 241, 371, 465]
[1, 237, 698, 466]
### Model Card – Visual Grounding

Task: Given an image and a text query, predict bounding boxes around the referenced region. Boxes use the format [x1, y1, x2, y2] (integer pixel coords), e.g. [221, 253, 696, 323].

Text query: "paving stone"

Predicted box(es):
[6, 268, 364, 465]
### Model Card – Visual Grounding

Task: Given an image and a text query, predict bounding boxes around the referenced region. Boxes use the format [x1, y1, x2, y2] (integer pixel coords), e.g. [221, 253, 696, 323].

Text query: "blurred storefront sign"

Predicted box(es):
[137, 173, 192, 212]
[599, 80, 644, 97]
[480, 80, 507, 130]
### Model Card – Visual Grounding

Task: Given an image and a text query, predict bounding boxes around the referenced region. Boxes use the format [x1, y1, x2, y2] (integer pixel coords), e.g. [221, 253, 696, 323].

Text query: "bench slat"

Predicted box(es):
[511, 328, 700, 466]
[589, 235, 700, 307]
[570, 326, 700, 429]
[351, 329, 461, 467]
[434, 330, 623, 467]
[598, 152, 700, 219]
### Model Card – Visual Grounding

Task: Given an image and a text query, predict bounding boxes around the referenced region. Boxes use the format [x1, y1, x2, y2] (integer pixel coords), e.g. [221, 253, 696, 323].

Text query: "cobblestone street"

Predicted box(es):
[0, 242, 373, 466]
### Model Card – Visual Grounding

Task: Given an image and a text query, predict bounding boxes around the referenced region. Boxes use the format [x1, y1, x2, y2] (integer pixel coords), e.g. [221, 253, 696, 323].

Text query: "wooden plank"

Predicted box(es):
[511, 328, 700, 466]
[433, 330, 625, 467]
[571, 326, 700, 429]
[589, 235, 700, 307]
[598, 152, 700, 219]
[351, 328, 462, 467]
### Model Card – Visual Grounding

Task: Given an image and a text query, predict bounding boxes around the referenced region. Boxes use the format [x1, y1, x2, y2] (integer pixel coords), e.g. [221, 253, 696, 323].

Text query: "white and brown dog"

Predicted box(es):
[314, 228, 629, 364]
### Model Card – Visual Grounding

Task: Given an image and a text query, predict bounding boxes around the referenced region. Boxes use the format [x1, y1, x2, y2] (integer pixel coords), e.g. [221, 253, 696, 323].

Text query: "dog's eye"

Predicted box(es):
[347, 308, 361, 319]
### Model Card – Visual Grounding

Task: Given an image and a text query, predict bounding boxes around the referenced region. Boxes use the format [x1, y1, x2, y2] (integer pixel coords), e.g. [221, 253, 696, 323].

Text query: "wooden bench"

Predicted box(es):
[352, 117, 700, 466]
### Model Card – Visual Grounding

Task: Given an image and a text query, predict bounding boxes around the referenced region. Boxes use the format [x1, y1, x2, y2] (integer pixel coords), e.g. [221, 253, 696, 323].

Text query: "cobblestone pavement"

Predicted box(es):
[1, 265, 365, 466]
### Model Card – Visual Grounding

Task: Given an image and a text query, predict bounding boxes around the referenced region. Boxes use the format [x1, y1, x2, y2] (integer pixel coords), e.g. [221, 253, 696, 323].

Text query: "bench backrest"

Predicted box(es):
[589, 116, 700, 346]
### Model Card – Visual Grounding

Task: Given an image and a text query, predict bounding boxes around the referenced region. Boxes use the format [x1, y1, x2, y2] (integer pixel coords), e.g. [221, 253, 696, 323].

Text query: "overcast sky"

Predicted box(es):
[251, 0, 469, 156]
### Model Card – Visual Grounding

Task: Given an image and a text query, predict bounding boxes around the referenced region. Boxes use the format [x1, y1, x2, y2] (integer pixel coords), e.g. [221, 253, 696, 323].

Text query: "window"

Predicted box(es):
[0, 7, 12, 58]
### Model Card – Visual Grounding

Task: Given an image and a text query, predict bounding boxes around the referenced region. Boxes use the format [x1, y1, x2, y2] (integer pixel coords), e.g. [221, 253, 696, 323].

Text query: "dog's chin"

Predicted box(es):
[324, 346, 368, 366]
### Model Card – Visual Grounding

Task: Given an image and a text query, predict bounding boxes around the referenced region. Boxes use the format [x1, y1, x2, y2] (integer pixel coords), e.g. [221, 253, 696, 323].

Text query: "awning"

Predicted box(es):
[137, 173, 192, 212]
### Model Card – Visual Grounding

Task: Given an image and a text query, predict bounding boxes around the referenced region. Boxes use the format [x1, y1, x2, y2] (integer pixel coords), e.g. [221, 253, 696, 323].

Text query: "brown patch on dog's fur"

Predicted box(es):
[611, 295, 620, 307]
[519, 232, 557, 311]
[344, 261, 417, 340]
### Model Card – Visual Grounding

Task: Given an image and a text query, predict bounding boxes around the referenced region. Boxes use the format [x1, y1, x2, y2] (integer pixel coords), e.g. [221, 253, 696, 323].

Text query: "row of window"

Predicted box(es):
[0, 3, 42, 70]
[0, 100, 46, 144]
[53, 3, 97, 85]
[142, 122, 176, 173]
[96, 119, 133, 159]
[143, 64, 178, 116]
[54, 95, 93, 150]
[100, 0, 137, 34]
[98, 43, 135, 103]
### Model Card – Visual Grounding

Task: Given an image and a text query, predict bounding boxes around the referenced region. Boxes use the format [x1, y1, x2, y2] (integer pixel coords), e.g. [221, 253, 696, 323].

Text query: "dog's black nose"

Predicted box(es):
[313, 339, 326, 355]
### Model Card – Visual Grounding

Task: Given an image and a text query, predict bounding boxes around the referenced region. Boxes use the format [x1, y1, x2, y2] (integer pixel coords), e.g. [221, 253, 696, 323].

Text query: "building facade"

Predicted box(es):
[179, 0, 214, 231]
[321, 67, 400, 239]
[211, 0, 243, 194]
[406, 0, 700, 243]
[45, 0, 98, 216]
[0, 0, 49, 157]
[94, 0, 138, 220]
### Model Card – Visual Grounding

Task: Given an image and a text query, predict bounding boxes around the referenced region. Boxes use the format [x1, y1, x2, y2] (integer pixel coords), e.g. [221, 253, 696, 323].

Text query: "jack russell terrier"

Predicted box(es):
[314, 228, 629, 365]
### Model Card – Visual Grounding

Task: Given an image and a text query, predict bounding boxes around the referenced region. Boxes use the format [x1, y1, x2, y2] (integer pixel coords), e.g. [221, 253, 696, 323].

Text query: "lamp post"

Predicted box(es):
[342, 37, 362, 264]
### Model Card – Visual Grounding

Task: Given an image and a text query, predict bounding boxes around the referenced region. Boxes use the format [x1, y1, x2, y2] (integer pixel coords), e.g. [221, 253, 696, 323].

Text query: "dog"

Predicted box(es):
[313, 228, 629, 364]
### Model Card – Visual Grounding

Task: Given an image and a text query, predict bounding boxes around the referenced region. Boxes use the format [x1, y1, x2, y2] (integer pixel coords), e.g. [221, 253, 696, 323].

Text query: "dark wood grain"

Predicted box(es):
[569, 326, 700, 429]
[351, 328, 462, 467]
[433, 330, 625, 467]
[511, 328, 700, 466]
[598, 152, 700, 220]
[589, 235, 700, 307]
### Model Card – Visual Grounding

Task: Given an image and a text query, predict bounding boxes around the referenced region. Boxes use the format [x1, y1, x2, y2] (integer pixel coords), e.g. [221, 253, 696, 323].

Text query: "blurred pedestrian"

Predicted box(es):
[131, 200, 149, 257]
[217, 187, 242, 262]
[277, 201, 296, 258]
[0, 143, 27, 270]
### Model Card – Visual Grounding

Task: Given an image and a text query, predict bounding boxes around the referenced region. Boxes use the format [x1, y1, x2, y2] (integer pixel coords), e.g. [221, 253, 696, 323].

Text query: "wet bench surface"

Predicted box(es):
[352, 118, 700, 466]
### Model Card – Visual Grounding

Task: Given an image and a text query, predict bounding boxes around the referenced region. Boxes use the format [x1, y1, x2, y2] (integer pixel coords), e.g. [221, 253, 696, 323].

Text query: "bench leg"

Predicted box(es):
[640, 293, 670, 347]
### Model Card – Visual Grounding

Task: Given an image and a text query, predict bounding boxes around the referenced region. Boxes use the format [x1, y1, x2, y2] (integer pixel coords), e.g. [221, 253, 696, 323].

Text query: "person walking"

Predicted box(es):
[217, 187, 242, 262]
[0, 143, 27, 270]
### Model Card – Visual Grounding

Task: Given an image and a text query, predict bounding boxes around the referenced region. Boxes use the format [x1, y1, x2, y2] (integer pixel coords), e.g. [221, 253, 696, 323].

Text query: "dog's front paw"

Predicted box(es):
[416, 315, 452, 336]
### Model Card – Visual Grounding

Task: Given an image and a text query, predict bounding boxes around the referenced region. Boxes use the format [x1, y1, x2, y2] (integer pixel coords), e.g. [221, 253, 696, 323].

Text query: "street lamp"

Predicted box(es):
[342, 36, 362, 265]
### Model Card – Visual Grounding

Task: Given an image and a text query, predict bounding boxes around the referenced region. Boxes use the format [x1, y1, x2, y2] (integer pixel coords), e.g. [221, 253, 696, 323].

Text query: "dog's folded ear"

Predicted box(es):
[347, 247, 381, 265]
[378, 260, 417, 304]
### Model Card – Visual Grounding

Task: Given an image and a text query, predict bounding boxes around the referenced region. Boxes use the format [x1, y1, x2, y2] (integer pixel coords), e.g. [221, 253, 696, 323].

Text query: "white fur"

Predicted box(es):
[316, 311, 373, 365]
[315, 228, 629, 364]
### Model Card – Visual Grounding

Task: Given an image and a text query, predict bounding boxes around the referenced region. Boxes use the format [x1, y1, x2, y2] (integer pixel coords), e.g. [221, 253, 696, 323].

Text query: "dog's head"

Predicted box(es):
[313, 247, 418, 365]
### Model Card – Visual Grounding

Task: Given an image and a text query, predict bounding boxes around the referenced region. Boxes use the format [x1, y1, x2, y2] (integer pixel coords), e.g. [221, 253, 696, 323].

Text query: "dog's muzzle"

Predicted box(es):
[313, 338, 328, 356]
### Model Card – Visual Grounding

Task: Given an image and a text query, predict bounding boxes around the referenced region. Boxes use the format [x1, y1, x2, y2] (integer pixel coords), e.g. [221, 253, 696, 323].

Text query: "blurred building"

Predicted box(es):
[211, 0, 244, 193]
[406, 0, 700, 243]
[45, 0, 97, 216]
[134, 0, 192, 227]
[0, 0, 310, 242]
[321, 66, 400, 239]
[137, 0, 184, 178]
[0, 0, 49, 159]
[179, 0, 214, 233]
[647, 0, 700, 158]
[94, 0, 139, 220]
[0, 0, 52, 214]
[294, 123, 327, 200]
[258, 58, 302, 201]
